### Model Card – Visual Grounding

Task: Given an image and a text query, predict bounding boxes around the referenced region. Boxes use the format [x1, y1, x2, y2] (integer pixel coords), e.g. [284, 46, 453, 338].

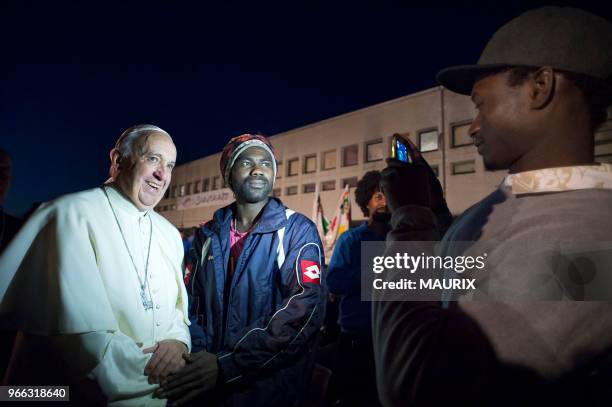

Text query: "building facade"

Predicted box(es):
[157, 87, 612, 229]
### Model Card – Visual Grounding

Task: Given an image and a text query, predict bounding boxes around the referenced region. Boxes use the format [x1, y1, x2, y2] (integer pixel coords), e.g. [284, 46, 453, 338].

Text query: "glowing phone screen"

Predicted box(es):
[396, 140, 409, 163]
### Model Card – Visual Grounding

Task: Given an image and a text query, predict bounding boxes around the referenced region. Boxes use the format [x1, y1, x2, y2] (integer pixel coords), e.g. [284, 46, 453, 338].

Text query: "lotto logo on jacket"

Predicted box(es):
[301, 260, 321, 284]
[184, 263, 193, 286]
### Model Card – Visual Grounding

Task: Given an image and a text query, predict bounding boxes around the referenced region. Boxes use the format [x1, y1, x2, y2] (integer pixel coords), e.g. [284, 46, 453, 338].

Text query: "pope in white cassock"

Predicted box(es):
[0, 124, 191, 406]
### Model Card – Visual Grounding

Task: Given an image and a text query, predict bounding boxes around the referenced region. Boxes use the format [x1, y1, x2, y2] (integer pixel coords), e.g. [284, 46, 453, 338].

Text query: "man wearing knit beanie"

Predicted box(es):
[158, 134, 327, 406]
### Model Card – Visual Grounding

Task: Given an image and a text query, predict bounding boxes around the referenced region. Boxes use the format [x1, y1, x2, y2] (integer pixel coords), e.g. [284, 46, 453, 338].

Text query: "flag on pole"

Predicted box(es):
[311, 183, 329, 244]
[311, 184, 352, 263]
[326, 184, 351, 242]
[323, 184, 351, 261]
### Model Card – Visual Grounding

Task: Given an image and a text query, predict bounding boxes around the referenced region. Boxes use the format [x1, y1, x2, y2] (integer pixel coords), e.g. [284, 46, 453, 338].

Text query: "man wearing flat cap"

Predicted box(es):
[373, 7, 612, 406]
[157, 134, 326, 406]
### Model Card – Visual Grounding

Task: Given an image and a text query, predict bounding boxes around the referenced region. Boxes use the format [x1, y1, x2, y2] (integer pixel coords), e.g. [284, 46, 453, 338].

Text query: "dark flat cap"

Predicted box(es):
[437, 7, 612, 95]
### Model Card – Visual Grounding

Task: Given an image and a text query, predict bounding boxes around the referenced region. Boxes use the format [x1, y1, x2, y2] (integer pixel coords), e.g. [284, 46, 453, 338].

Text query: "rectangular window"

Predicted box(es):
[286, 185, 298, 196]
[342, 145, 359, 167]
[419, 129, 438, 152]
[321, 150, 337, 170]
[179, 184, 186, 197]
[287, 158, 299, 177]
[170, 186, 177, 198]
[321, 180, 336, 191]
[186, 183, 192, 195]
[202, 178, 210, 192]
[303, 183, 316, 193]
[595, 128, 612, 145]
[365, 139, 383, 162]
[342, 177, 358, 188]
[212, 176, 221, 190]
[452, 122, 473, 147]
[194, 181, 201, 193]
[595, 134, 612, 163]
[595, 154, 612, 163]
[304, 155, 317, 174]
[272, 188, 282, 197]
[276, 161, 283, 179]
[452, 160, 476, 175]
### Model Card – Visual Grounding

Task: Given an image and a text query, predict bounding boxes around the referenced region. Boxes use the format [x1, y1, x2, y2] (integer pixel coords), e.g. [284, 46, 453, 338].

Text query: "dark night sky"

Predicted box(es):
[2, 0, 611, 215]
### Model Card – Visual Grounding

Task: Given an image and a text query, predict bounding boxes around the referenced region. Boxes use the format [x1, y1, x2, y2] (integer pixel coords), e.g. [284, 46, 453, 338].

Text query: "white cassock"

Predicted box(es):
[0, 185, 190, 406]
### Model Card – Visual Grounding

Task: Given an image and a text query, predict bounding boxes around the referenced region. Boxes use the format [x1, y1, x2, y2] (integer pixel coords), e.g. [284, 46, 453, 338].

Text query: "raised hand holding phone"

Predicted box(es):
[382, 134, 440, 212]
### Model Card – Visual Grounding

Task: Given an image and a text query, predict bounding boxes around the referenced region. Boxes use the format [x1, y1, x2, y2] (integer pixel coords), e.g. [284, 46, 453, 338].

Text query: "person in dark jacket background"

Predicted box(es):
[326, 170, 389, 406]
[157, 134, 326, 406]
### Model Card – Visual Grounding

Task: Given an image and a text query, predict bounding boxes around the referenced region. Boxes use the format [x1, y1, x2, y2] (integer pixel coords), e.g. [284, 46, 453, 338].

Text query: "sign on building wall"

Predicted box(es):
[177, 188, 234, 210]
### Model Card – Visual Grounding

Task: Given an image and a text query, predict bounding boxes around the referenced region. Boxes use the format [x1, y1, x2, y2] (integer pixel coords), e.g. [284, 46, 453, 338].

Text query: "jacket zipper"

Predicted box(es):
[221, 234, 253, 349]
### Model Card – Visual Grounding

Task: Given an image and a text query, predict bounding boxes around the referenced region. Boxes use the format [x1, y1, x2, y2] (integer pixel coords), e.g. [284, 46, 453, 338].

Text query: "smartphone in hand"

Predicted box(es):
[390, 133, 419, 164]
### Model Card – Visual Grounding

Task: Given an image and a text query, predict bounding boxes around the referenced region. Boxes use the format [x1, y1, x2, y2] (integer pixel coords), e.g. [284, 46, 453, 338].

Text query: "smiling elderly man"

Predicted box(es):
[0, 124, 190, 406]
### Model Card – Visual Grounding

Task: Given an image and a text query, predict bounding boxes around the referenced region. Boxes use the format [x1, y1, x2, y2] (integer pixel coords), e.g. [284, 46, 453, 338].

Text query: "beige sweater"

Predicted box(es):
[373, 184, 612, 405]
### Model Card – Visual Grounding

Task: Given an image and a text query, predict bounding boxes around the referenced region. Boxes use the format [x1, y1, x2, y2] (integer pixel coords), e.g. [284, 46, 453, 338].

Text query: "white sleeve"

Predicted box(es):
[83, 331, 166, 407]
[0, 199, 119, 334]
[10, 331, 164, 406]
[160, 296, 191, 352]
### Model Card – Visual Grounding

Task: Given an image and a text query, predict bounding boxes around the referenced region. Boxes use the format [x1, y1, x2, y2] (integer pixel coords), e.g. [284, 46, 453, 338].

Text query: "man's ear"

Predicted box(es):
[530, 67, 556, 109]
[109, 148, 121, 179]
[110, 148, 120, 166]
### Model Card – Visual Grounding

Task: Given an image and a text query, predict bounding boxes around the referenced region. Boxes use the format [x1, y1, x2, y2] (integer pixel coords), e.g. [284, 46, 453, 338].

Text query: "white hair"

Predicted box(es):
[109, 124, 172, 178]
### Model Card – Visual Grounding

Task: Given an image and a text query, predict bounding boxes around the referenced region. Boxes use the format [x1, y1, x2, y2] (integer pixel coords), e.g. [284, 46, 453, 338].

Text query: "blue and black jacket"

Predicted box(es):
[185, 197, 326, 406]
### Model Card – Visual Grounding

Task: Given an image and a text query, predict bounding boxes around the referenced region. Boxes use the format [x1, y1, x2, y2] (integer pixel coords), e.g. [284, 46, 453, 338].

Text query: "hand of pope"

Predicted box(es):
[143, 340, 188, 384]
[154, 351, 219, 406]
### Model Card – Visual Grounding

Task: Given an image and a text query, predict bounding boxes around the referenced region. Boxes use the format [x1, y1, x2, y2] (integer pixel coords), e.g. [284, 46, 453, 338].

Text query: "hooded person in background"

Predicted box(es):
[0, 148, 22, 253]
[374, 7, 612, 406]
[157, 134, 326, 406]
[0, 124, 190, 405]
[0, 148, 24, 386]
